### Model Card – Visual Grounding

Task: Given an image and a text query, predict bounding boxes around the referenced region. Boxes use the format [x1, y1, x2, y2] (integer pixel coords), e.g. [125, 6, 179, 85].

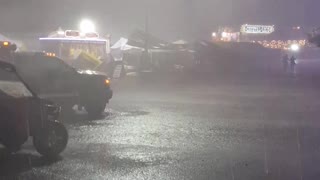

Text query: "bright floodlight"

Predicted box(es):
[221, 32, 228, 38]
[57, 31, 65, 35]
[290, 44, 300, 51]
[80, 19, 95, 33]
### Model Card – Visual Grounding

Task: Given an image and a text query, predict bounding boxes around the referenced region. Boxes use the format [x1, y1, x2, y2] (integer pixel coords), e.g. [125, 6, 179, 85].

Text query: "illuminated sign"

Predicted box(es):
[63, 30, 99, 39]
[241, 24, 275, 34]
[65, 30, 80, 37]
[85, 32, 99, 38]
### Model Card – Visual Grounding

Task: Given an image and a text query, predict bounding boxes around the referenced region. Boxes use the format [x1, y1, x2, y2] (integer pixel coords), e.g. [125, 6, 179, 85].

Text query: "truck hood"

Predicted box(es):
[77, 69, 107, 76]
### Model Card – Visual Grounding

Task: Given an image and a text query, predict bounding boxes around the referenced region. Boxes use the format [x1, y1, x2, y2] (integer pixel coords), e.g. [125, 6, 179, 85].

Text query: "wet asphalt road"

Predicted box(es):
[2, 60, 320, 180]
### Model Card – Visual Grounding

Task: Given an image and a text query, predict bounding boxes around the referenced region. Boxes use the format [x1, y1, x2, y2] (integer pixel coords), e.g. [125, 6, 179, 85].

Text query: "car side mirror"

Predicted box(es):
[10, 44, 17, 51]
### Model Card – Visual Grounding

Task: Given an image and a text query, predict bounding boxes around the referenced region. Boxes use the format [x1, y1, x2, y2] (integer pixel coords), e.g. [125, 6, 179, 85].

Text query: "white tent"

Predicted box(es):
[111, 37, 143, 61]
[172, 40, 188, 45]
[111, 37, 143, 51]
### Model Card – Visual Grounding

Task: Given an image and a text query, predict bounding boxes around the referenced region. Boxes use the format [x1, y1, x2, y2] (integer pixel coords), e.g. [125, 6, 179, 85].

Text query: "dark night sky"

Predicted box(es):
[0, 0, 319, 40]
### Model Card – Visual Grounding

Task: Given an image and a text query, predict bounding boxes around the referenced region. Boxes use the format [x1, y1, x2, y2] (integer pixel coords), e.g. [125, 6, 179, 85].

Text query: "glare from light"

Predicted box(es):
[85, 70, 93, 75]
[212, 32, 217, 37]
[80, 19, 95, 33]
[80, 32, 85, 37]
[290, 44, 300, 51]
[57, 31, 65, 35]
[221, 32, 228, 38]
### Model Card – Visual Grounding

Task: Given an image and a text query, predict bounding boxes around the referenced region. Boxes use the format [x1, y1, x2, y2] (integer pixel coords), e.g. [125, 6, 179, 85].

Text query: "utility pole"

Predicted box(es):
[185, 0, 195, 39]
[145, 0, 149, 54]
[140, 0, 150, 72]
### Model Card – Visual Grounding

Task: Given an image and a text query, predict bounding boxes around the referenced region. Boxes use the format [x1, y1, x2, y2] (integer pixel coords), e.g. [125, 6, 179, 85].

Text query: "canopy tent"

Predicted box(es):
[172, 40, 188, 45]
[111, 37, 143, 61]
[109, 32, 196, 73]
[111, 37, 143, 51]
[127, 30, 169, 50]
[169, 39, 194, 51]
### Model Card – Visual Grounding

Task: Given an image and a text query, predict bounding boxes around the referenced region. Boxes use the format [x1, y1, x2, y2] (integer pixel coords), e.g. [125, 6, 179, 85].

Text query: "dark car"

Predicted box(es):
[13, 52, 113, 117]
[0, 60, 68, 157]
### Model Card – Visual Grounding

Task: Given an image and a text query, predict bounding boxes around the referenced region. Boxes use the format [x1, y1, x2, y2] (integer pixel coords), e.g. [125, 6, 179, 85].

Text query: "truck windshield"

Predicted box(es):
[0, 68, 32, 98]
[40, 40, 106, 60]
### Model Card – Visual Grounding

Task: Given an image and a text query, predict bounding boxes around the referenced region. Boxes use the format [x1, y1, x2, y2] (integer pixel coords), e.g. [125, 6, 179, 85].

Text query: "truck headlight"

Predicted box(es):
[105, 79, 110, 85]
[290, 44, 300, 52]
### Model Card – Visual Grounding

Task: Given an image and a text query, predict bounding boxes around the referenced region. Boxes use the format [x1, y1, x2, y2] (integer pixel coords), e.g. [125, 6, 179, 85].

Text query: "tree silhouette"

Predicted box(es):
[308, 28, 320, 47]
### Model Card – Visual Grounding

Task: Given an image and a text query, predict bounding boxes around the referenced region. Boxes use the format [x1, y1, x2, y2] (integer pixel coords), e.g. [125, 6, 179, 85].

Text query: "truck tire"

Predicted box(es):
[85, 103, 106, 119]
[33, 121, 68, 158]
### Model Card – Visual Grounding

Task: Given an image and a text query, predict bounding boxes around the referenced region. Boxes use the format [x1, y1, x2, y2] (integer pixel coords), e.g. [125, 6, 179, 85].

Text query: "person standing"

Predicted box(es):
[282, 54, 289, 74]
[289, 55, 297, 76]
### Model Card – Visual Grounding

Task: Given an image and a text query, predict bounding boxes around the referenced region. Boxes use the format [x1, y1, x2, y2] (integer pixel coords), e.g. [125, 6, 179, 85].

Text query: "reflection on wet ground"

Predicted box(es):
[3, 64, 320, 179]
[0, 150, 62, 177]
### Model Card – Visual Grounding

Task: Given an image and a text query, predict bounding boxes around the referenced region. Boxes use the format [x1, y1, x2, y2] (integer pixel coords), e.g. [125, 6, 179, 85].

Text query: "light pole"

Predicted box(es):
[140, 0, 150, 72]
[185, 0, 196, 39]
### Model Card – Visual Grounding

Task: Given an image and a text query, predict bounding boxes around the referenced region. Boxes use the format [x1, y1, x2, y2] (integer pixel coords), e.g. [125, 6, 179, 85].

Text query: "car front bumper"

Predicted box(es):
[106, 88, 113, 102]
